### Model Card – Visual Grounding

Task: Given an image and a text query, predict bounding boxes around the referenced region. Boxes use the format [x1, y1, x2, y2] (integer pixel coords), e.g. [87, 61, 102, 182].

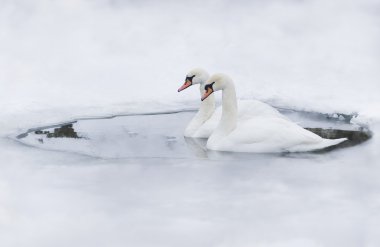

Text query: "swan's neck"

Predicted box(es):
[207, 81, 237, 146]
[184, 84, 215, 136]
[219, 83, 238, 134]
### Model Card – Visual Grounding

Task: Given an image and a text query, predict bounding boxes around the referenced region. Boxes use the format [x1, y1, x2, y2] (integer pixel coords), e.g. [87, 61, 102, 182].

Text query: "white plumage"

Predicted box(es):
[179, 68, 287, 138]
[202, 73, 347, 153]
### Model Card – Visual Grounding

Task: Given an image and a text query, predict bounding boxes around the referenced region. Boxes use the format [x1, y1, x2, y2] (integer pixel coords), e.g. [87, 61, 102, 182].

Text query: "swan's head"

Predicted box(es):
[201, 73, 232, 101]
[178, 68, 209, 92]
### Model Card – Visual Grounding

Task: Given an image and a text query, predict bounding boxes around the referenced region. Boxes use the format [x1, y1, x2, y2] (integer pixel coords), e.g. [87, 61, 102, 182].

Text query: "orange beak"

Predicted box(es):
[201, 87, 214, 101]
[178, 80, 192, 92]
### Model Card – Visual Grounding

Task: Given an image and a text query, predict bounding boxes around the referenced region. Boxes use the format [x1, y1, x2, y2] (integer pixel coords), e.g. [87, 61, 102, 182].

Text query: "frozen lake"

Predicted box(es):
[1, 108, 379, 247]
[1, 105, 378, 247]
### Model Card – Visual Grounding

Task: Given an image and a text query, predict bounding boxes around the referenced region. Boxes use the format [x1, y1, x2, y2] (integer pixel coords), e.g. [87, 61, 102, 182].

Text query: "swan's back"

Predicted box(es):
[188, 99, 284, 138]
[237, 100, 288, 121]
[208, 115, 346, 153]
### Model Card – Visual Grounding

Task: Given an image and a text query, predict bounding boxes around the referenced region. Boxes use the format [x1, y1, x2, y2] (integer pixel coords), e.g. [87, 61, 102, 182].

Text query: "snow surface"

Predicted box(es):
[1, 0, 380, 246]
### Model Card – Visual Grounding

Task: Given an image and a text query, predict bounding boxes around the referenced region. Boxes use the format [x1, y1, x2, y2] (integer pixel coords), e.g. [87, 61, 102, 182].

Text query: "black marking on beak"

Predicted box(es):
[186, 75, 195, 83]
[178, 75, 196, 92]
[204, 82, 215, 91]
[201, 82, 215, 101]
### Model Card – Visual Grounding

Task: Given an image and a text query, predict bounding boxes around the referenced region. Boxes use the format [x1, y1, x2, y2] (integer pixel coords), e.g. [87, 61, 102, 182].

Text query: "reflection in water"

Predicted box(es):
[184, 137, 208, 158]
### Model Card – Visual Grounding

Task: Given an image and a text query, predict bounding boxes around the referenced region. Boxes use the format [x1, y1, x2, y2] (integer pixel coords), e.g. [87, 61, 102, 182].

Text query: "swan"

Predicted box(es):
[178, 68, 216, 138]
[201, 73, 347, 153]
[178, 68, 287, 138]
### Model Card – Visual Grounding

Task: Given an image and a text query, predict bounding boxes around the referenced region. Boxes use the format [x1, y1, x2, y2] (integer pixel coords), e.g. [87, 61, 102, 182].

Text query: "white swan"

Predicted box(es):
[201, 73, 347, 153]
[178, 68, 216, 138]
[178, 68, 287, 138]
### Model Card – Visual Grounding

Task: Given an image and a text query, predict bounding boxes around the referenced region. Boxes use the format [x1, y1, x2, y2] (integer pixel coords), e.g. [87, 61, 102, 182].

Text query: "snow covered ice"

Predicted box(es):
[1, 0, 380, 246]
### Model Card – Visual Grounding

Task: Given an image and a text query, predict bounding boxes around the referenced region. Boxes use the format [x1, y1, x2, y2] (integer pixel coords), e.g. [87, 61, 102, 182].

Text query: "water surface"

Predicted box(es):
[15, 109, 371, 159]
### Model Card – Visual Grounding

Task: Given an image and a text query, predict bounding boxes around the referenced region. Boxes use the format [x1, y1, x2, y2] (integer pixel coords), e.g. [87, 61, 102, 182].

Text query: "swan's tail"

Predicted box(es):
[320, 138, 347, 149]
[290, 137, 348, 152]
